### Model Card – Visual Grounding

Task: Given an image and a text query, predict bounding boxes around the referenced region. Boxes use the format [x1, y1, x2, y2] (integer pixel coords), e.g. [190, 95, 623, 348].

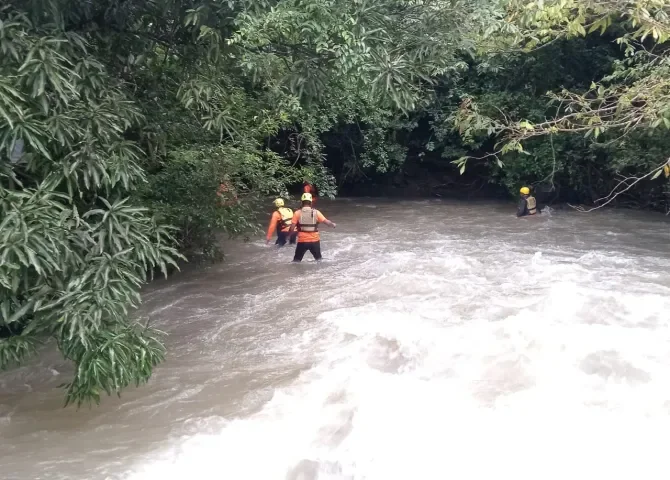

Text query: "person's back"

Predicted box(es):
[266, 198, 296, 246]
[302, 181, 317, 205]
[290, 193, 335, 261]
[517, 186, 538, 217]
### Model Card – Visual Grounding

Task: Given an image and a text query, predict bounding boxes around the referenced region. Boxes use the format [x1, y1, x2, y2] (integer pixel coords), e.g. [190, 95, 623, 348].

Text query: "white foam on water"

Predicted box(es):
[124, 240, 670, 480]
[5, 203, 670, 480]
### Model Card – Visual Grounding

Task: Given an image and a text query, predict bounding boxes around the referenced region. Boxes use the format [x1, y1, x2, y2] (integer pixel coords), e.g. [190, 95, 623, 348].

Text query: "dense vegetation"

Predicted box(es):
[335, 1, 670, 210]
[2, 0, 670, 405]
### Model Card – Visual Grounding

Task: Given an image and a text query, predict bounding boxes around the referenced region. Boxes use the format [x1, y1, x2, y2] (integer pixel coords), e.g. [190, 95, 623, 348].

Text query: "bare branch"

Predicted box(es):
[569, 161, 668, 212]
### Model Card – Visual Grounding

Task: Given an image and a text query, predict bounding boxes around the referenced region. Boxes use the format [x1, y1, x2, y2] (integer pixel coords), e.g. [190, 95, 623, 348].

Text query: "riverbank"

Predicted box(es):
[333, 162, 670, 215]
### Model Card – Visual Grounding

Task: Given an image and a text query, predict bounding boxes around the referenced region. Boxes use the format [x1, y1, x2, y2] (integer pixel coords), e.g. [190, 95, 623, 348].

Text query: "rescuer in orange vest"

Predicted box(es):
[266, 198, 297, 246]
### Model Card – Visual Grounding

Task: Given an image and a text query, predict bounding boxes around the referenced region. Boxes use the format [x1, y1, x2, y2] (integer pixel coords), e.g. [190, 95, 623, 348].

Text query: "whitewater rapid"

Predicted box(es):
[2, 199, 670, 480]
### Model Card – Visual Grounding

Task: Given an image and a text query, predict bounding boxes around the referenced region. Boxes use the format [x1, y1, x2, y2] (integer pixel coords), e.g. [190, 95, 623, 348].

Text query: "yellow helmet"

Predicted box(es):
[273, 198, 284, 207]
[301, 192, 313, 202]
[520, 186, 530, 195]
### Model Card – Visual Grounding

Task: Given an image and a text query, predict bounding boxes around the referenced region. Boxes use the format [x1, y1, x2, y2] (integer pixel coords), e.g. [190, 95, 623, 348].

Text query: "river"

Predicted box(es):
[1, 199, 670, 480]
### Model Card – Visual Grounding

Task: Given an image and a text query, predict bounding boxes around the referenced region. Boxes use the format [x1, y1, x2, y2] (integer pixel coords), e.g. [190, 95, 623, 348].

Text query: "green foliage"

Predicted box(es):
[440, 1, 670, 209]
[8, 0, 670, 408]
[2, 0, 509, 405]
[0, 2, 181, 406]
[230, 0, 496, 111]
[142, 143, 332, 258]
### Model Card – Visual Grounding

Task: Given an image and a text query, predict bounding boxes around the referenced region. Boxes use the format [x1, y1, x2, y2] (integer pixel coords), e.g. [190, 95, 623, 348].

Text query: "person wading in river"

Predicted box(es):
[266, 198, 297, 246]
[302, 180, 317, 206]
[517, 186, 538, 217]
[289, 193, 336, 262]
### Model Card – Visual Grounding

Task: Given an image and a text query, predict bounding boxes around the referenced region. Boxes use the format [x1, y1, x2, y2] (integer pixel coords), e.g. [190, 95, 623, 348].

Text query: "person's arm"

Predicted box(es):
[266, 212, 279, 242]
[516, 198, 527, 217]
[317, 211, 336, 228]
[288, 211, 300, 234]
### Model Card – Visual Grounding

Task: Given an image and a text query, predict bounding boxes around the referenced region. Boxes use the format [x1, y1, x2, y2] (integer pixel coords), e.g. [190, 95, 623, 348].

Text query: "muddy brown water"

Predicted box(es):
[1, 199, 670, 480]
